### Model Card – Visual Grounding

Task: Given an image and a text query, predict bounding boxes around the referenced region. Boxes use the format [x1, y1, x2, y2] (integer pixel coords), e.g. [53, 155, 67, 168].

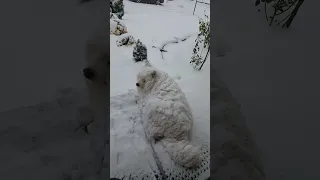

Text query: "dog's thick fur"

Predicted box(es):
[136, 67, 201, 168]
[82, 25, 109, 133]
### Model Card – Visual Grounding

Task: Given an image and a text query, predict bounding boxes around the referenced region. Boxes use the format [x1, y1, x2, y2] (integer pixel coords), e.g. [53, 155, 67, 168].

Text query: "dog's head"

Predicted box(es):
[83, 33, 109, 86]
[136, 67, 158, 94]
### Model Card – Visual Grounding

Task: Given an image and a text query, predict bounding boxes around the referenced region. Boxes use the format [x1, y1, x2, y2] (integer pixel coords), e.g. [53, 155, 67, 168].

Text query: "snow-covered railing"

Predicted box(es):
[193, 0, 210, 15]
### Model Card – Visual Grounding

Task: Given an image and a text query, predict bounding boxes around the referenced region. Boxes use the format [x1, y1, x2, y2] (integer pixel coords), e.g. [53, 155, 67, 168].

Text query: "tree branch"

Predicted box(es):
[264, 2, 268, 21]
[152, 35, 192, 60]
[275, 0, 298, 15]
[283, 0, 305, 28]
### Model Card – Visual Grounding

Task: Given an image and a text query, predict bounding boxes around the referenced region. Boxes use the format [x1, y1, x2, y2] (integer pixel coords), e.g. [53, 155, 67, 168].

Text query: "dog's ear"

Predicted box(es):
[151, 70, 156, 78]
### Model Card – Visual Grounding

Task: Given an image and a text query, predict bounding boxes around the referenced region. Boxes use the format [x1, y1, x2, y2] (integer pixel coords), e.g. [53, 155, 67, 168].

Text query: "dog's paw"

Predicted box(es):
[75, 106, 94, 134]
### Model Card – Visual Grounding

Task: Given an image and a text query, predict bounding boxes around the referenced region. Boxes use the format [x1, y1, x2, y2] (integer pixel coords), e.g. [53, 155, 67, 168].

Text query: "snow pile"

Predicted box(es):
[110, 19, 127, 36]
[116, 33, 135, 47]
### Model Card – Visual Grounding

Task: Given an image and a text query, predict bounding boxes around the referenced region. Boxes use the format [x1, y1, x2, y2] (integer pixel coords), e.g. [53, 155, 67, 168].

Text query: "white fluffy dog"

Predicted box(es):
[82, 24, 109, 133]
[136, 67, 201, 168]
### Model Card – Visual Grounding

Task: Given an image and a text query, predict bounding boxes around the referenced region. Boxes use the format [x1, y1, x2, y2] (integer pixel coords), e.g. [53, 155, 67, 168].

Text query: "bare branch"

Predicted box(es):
[275, 0, 298, 15]
[153, 35, 192, 60]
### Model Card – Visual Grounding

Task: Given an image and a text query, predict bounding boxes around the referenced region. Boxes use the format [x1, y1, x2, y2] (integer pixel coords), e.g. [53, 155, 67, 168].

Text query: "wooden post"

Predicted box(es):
[199, 45, 210, 70]
[193, 0, 198, 15]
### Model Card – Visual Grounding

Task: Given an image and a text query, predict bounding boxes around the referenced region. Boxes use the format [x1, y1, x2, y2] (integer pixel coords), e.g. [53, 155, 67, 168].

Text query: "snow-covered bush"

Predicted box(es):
[129, 0, 163, 5]
[190, 14, 210, 70]
[116, 34, 136, 47]
[111, 0, 125, 19]
[110, 19, 128, 36]
[255, 0, 305, 28]
[133, 39, 147, 62]
[110, 13, 120, 20]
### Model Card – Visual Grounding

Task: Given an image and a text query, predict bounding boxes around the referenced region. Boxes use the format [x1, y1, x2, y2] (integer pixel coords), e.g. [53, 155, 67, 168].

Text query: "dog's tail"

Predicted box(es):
[161, 138, 201, 168]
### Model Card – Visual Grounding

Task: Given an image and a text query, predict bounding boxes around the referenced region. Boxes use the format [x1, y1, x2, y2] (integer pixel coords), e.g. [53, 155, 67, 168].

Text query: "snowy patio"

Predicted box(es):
[110, 0, 211, 179]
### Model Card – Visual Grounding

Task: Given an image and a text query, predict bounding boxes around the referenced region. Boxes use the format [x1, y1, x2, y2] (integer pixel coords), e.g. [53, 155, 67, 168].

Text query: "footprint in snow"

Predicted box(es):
[174, 75, 181, 81]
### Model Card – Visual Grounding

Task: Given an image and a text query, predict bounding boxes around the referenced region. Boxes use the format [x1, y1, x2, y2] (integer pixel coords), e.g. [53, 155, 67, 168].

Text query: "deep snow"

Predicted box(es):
[110, 0, 210, 176]
[212, 0, 320, 179]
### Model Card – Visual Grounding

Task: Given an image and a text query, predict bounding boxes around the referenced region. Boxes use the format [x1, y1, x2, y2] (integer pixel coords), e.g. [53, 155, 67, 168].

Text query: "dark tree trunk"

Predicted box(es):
[283, 0, 305, 28]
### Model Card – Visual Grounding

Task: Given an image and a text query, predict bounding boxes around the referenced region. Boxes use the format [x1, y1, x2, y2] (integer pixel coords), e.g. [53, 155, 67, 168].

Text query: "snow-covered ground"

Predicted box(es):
[0, 0, 209, 179]
[0, 1, 111, 179]
[110, 0, 210, 176]
[212, 0, 320, 180]
[0, 0, 108, 112]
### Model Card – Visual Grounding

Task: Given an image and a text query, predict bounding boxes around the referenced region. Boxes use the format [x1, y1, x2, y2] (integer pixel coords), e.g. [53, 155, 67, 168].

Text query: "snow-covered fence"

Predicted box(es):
[192, 0, 210, 15]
